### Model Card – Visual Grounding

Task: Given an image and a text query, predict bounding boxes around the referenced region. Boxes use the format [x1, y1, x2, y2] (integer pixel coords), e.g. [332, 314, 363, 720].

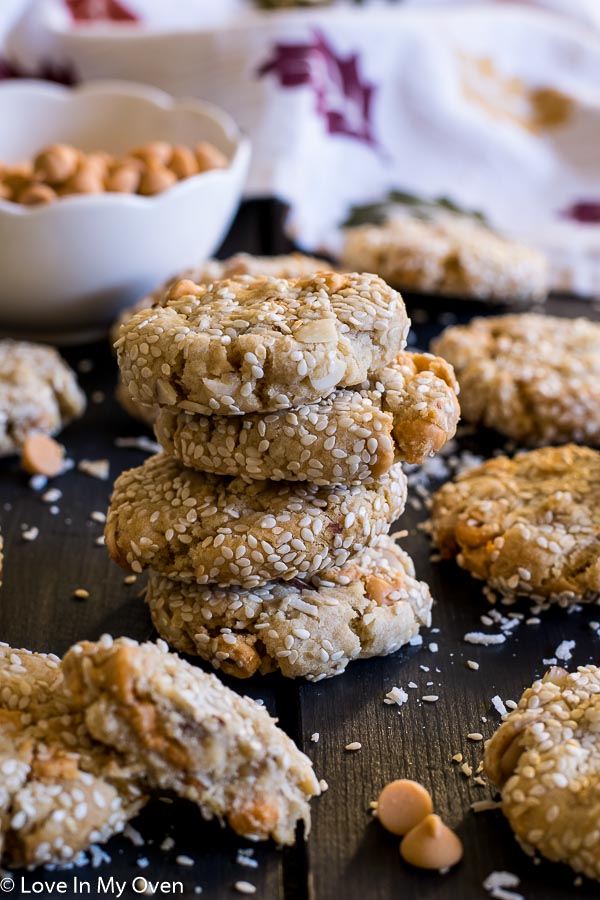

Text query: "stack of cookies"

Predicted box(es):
[108, 271, 459, 680]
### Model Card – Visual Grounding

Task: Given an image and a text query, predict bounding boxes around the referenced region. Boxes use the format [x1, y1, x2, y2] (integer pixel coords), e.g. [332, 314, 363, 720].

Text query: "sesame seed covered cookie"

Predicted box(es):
[105, 454, 407, 587]
[0, 340, 86, 456]
[431, 314, 600, 446]
[430, 445, 600, 604]
[147, 535, 432, 681]
[115, 272, 409, 417]
[155, 351, 459, 485]
[62, 637, 320, 845]
[112, 251, 332, 343]
[485, 665, 600, 881]
[343, 212, 547, 303]
[0, 646, 147, 867]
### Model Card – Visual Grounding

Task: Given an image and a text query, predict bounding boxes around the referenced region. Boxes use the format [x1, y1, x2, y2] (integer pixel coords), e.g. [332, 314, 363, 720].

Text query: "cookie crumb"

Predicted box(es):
[78, 458, 109, 480]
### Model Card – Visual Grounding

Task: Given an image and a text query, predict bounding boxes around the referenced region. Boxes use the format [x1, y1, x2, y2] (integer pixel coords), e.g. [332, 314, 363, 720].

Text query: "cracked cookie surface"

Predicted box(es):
[116, 272, 409, 417]
[485, 665, 600, 881]
[0, 341, 86, 456]
[155, 351, 459, 484]
[62, 637, 319, 845]
[105, 454, 407, 588]
[431, 314, 600, 446]
[430, 444, 600, 603]
[146, 535, 432, 681]
[343, 212, 547, 303]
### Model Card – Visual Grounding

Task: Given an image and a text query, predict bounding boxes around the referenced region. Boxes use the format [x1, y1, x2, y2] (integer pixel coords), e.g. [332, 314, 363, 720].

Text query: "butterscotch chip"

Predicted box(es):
[169, 145, 198, 179]
[131, 141, 173, 167]
[195, 141, 228, 171]
[400, 814, 463, 870]
[139, 163, 178, 196]
[485, 665, 600, 881]
[116, 272, 409, 416]
[155, 351, 459, 484]
[376, 779, 433, 836]
[18, 183, 57, 205]
[21, 433, 65, 477]
[146, 536, 432, 680]
[429, 444, 600, 603]
[343, 210, 547, 303]
[431, 314, 600, 446]
[0, 340, 86, 457]
[33, 143, 80, 185]
[105, 453, 407, 588]
[62, 637, 320, 845]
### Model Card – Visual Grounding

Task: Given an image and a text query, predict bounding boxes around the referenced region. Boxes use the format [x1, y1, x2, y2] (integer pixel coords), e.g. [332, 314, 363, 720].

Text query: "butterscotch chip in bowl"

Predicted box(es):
[115, 272, 409, 416]
[155, 350, 459, 484]
[145, 535, 432, 680]
[105, 453, 407, 588]
[430, 444, 600, 604]
[431, 313, 600, 446]
[485, 665, 600, 881]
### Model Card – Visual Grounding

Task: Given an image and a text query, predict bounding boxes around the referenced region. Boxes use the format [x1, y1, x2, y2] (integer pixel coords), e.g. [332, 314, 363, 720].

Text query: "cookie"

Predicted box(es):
[112, 251, 332, 343]
[62, 637, 320, 845]
[431, 314, 600, 446]
[485, 665, 600, 881]
[0, 340, 86, 456]
[105, 453, 407, 587]
[429, 444, 600, 603]
[343, 211, 547, 303]
[155, 351, 459, 484]
[115, 272, 409, 416]
[0, 647, 147, 867]
[146, 535, 432, 681]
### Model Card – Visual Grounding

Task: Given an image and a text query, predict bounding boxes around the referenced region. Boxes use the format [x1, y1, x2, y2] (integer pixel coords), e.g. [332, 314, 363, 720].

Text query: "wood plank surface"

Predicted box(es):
[0, 206, 599, 899]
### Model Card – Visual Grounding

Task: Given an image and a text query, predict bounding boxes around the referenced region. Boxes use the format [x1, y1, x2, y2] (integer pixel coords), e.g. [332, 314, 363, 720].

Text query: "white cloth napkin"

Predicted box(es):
[3, 0, 600, 295]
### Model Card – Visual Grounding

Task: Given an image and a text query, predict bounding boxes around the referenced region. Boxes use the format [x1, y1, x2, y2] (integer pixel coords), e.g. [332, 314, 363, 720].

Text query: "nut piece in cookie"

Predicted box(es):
[155, 350, 459, 485]
[115, 272, 409, 416]
[0, 340, 86, 456]
[429, 444, 600, 604]
[61, 637, 320, 845]
[431, 313, 600, 446]
[343, 208, 547, 304]
[146, 535, 433, 680]
[485, 665, 600, 881]
[0, 646, 147, 867]
[105, 453, 407, 588]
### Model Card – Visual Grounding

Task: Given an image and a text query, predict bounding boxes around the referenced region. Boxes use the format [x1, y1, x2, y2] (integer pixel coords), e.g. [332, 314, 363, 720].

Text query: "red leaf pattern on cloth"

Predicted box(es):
[0, 57, 77, 84]
[258, 30, 378, 146]
[562, 201, 600, 224]
[65, 0, 139, 22]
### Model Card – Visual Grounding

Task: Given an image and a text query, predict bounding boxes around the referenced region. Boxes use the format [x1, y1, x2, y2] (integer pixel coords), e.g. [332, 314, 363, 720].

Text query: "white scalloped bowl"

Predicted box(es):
[0, 80, 250, 340]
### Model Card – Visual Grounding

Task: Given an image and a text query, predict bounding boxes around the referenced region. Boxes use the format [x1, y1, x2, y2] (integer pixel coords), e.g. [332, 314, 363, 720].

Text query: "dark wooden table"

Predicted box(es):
[2, 202, 600, 899]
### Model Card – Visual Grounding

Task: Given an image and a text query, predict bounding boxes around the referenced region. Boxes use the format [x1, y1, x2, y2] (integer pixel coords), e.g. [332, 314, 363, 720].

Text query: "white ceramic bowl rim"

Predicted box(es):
[0, 79, 249, 218]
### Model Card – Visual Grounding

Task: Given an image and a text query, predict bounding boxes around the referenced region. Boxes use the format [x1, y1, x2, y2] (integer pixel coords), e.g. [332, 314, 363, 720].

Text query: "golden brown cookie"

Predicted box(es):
[105, 453, 407, 588]
[431, 314, 600, 446]
[485, 665, 600, 881]
[62, 637, 320, 845]
[116, 272, 409, 417]
[430, 444, 600, 603]
[154, 351, 459, 484]
[146, 535, 432, 680]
